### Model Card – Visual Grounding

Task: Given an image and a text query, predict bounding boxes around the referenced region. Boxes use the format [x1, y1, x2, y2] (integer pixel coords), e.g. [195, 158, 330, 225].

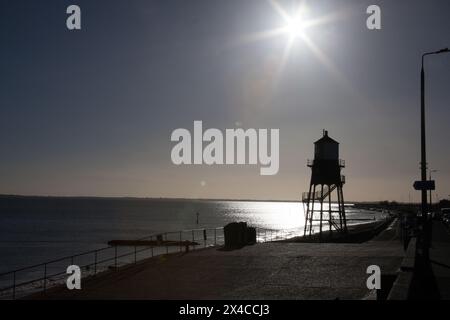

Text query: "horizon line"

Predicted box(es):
[0, 193, 421, 204]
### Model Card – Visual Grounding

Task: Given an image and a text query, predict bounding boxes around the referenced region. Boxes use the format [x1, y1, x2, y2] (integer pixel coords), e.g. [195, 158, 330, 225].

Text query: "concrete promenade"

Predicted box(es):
[35, 226, 405, 300]
[399, 220, 450, 300]
[428, 221, 450, 299]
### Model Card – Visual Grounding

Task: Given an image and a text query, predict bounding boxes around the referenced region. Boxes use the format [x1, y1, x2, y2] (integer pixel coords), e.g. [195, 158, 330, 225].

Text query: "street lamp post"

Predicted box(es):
[420, 48, 449, 259]
[429, 169, 437, 210]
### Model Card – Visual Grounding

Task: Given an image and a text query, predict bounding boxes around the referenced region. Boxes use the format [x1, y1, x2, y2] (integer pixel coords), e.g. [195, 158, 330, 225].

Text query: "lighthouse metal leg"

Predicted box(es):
[340, 186, 347, 233]
[309, 184, 316, 236]
[319, 185, 324, 239]
[328, 185, 332, 237]
[304, 183, 313, 236]
[337, 185, 343, 232]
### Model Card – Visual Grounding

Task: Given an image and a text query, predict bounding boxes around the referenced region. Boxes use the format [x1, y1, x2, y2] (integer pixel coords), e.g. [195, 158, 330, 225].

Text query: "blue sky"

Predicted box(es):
[1, 0, 449, 201]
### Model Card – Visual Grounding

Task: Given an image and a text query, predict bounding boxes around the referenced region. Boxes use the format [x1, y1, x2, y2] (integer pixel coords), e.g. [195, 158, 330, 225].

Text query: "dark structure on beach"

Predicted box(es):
[303, 130, 347, 238]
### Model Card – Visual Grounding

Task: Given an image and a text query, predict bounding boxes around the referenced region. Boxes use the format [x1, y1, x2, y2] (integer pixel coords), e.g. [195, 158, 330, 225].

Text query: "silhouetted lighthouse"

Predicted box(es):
[303, 130, 347, 238]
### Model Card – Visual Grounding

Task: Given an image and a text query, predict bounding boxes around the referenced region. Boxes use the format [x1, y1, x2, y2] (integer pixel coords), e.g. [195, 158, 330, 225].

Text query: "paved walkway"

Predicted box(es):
[35, 235, 404, 300]
[429, 221, 450, 299]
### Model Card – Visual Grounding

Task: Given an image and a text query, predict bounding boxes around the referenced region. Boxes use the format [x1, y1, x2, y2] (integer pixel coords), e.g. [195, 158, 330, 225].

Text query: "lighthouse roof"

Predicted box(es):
[314, 130, 339, 144]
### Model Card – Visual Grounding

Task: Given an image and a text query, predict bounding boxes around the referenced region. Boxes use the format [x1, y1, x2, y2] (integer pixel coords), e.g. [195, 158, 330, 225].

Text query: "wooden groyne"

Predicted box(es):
[107, 240, 199, 247]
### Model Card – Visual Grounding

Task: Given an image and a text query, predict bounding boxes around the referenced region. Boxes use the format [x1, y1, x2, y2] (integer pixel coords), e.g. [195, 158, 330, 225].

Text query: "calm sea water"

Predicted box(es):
[0, 197, 385, 274]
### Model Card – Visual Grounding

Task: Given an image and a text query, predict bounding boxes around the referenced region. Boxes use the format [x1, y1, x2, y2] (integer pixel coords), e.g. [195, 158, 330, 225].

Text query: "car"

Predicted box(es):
[442, 208, 450, 225]
[442, 208, 450, 226]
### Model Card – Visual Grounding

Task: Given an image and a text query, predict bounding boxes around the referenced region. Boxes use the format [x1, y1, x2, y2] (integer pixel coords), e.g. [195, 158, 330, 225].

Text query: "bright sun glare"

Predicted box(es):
[285, 13, 305, 38]
[237, 0, 350, 94]
[271, 1, 310, 41]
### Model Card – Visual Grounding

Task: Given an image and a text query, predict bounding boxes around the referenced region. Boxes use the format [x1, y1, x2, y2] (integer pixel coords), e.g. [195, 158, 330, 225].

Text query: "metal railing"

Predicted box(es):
[306, 159, 346, 167]
[0, 226, 291, 300]
[302, 186, 332, 202]
[301, 177, 346, 203]
[302, 185, 338, 202]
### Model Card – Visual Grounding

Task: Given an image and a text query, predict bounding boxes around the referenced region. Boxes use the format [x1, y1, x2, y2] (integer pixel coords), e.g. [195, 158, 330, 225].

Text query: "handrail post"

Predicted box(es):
[151, 236, 154, 257]
[179, 231, 182, 252]
[214, 228, 217, 246]
[43, 263, 47, 292]
[114, 246, 118, 269]
[12, 271, 16, 300]
[134, 246, 137, 264]
[203, 229, 207, 247]
[94, 251, 97, 275]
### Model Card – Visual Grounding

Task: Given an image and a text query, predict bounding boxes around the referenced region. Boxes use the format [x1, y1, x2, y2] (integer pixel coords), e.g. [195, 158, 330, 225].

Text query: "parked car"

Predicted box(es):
[442, 208, 450, 226]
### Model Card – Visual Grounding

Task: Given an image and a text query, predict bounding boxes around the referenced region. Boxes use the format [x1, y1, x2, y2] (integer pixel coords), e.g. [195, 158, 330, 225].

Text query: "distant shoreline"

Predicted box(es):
[0, 194, 415, 205]
[0, 194, 323, 203]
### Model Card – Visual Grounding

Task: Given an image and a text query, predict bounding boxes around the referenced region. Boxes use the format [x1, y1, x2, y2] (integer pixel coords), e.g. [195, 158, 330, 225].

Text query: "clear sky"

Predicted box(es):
[1, 0, 449, 202]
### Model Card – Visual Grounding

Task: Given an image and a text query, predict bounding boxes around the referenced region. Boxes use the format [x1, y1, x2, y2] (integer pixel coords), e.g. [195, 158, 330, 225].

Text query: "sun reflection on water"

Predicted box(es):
[220, 201, 382, 238]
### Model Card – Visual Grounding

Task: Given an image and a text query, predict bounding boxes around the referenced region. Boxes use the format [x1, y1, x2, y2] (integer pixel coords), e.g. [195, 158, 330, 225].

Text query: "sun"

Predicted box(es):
[285, 13, 305, 38]
[235, 0, 350, 96]
[269, 1, 310, 40]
